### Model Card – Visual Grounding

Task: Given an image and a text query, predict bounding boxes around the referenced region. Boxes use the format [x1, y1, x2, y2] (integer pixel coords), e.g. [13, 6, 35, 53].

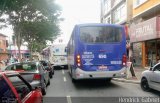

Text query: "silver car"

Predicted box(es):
[141, 62, 160, 92]
[5, 61, 50, 95]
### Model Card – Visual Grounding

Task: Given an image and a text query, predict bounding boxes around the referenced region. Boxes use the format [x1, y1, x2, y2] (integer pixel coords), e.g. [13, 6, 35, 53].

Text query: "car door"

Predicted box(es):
[149, 63, 160, 91]
[39, 64, 49, 84]
[7, 75, 42, 103]
[0, 76, 18, 103]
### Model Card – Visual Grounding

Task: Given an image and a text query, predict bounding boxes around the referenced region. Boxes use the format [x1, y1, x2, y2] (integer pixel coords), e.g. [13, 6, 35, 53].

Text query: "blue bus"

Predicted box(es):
[67, 23, 127, 82]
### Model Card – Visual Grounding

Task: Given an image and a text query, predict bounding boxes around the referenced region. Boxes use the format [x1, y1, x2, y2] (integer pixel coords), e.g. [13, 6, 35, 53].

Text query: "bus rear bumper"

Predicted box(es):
[73, 67, 127, 80]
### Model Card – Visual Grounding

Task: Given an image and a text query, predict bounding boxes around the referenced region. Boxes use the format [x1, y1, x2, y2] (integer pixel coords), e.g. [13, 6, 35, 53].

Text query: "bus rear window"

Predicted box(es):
[80, 26, 122, 43]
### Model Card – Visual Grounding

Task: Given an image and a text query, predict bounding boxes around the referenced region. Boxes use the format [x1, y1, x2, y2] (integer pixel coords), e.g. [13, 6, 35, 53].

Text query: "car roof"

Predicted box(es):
[40, 60, 48, 62]
[0, 71, 19, 76]
[7, 61, 39, 66]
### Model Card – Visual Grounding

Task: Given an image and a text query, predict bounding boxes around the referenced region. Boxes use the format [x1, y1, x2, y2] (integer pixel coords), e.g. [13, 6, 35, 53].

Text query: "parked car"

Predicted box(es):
[141, 62, 160, 92]
[5, 61, 50, 95]
[40, 60, 54, 78]
[0, 71, 43, 103]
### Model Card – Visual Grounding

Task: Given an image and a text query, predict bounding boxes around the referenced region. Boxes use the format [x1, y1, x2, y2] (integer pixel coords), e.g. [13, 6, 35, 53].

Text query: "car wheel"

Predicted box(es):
[71, 69, 77, 83]
[141, 78, 150, 91]
[42, 83, 47, 95]
[72, 78, 77, 83]
[49, 72, 53, 78]
[64, 65, 68, 69]
[47, 77, 50, 86]
[106, 78, 112, 83]
[52, 70, 54, 75]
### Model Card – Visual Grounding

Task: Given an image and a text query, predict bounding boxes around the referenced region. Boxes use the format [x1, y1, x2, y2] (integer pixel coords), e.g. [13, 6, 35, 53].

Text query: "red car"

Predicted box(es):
[0, 71, 43, 103]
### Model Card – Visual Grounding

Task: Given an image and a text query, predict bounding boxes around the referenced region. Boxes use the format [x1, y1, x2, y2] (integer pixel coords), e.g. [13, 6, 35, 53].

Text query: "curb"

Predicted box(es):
[112, 78, 140, 84]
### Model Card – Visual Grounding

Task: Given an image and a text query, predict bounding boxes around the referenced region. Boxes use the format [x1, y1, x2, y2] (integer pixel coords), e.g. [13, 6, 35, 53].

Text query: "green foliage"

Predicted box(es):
[0, 0, 62, 56]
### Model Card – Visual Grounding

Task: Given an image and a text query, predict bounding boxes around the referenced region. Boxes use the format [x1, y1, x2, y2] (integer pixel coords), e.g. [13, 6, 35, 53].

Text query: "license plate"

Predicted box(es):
[98, 65, 107, 70]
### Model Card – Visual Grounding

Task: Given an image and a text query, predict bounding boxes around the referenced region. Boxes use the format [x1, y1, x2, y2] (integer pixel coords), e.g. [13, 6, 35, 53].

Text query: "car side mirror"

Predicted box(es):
[149, 67, 153, 71]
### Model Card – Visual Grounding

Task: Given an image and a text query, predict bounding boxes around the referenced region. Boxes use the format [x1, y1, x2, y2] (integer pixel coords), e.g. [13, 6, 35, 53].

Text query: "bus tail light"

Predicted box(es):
[122, 54, 127, 66]
[76, 54, 81, 67]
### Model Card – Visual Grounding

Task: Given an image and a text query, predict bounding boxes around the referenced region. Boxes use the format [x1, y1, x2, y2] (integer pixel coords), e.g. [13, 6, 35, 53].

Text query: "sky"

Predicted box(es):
[0, 0, 101, 44]
[55, 0, 101, 43]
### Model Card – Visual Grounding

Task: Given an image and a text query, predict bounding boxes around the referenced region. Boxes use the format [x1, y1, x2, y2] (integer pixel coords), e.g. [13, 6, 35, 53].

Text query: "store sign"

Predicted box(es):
[130, 17, 160, 43]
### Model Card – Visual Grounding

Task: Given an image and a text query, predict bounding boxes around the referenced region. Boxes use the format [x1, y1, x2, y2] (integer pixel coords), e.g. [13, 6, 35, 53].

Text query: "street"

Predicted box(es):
[44, 69, 160, 103]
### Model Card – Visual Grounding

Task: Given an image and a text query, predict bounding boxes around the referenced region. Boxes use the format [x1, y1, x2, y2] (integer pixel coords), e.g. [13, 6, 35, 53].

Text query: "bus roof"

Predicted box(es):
[75, 23, 123, 28]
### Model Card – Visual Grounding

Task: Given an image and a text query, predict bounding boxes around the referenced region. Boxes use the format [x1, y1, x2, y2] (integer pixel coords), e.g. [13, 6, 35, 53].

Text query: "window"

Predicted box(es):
[6, 63, 37, 71]
[65, 47, 67, 53]
[104, 0, 111, 14]
[56, 49, 59, 52]
[7, 75, 31, 100]
[80, 26, 122, 43]
[40, 61, 48, 66]
[105, 15, 111, 24]
[154, 64, 160, 71]
[134, 0, 148, 8]
[5, 65, 13, 70]
[0, 77, 16, 103]
[113, 3, 126, 24]
[113, 0, 122, 7]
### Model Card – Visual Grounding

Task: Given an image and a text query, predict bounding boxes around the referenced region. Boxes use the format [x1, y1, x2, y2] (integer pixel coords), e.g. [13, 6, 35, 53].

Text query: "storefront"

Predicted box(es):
[130, 16, 160, 67]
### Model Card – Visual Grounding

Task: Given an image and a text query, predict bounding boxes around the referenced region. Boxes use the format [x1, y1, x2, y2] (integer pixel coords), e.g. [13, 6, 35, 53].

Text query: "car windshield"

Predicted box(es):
[40, 61, 48, 66]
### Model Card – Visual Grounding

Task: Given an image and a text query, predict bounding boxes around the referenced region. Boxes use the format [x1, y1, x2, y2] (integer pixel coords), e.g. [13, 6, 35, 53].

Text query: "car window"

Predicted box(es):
[11, 63, 37, 71]
[7, 75, 31, 100]
[154, 64, 160, 71]
[40, 61, 48, 66]
[0, 76, 16, 103]
[41, 65, 45, 71]
[42, 62, 48, 66]
[38, 64, 45, 72]
[5, 65, 13, 70]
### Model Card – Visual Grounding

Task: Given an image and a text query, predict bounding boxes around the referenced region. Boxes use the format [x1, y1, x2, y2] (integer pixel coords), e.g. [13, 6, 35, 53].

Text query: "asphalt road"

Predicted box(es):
[44, 69, 160, 103]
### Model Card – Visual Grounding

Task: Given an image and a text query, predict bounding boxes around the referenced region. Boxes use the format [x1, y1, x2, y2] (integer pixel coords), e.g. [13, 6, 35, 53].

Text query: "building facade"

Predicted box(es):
[101, 0, 133, 25]
[0, 33, 8, 61]
[8, 44, 30, 59]
[101, 0, 133, 60]
[130, 0, 160, 67]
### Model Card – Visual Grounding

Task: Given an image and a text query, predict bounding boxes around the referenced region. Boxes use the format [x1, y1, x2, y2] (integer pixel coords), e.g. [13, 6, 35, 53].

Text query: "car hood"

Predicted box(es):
[142, 70, 150, 76]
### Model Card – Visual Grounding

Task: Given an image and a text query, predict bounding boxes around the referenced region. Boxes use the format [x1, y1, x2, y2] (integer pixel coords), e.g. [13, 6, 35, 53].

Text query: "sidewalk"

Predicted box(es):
[113, 66, 148, 84]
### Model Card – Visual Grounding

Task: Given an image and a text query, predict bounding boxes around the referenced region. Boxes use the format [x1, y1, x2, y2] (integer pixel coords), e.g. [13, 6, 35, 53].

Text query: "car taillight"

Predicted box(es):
[33, 74, 41, 80]
[76, 54, 81, 67]
[122, 54, 127, 66]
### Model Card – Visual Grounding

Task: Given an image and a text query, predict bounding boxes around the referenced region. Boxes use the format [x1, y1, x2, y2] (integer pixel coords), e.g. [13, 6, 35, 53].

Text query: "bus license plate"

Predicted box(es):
[98, 65, 107, 70]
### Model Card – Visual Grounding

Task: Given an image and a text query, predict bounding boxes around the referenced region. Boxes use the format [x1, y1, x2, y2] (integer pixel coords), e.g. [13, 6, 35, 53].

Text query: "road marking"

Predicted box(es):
[62, 70, 65, 75]
[66, 95, 72, 103]
[64, 77, 66, 82]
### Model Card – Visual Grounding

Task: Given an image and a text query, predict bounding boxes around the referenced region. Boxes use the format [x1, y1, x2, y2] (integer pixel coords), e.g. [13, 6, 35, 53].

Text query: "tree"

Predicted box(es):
[0, 0, 62, 61]
[21, 20, 60, 56]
